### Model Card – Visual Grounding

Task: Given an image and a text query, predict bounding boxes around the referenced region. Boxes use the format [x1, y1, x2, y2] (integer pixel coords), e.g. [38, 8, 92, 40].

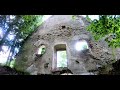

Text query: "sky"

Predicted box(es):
[82, 15, 99, 20]
[0, 46, 10, 64]
[42, 15, 99, 21]
[0, 15, 99, 64]
[42, 15, 52, 21]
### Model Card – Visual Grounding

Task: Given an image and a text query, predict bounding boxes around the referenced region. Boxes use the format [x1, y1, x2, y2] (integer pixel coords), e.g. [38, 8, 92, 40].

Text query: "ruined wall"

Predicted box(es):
[15, 15, 120, 75]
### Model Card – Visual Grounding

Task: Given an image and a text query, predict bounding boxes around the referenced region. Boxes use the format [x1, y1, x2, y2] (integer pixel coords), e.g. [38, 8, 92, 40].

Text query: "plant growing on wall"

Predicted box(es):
[86, 15, 120, 62]
[72, 15, 76, 20]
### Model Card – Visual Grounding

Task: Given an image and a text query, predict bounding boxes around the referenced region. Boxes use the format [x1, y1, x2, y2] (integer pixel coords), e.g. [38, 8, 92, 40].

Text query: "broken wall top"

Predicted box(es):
[33, 15, 90, 36]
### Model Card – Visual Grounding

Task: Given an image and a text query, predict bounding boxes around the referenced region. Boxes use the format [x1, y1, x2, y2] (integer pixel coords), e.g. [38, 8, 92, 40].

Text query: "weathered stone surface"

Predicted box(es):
[15, 15, 120, 75]
[0, 66, 29, 75]
[26, 64, 38, 75]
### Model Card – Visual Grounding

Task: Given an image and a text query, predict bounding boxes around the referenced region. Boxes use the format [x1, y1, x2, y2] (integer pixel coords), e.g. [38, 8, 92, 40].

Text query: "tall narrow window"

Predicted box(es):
[53, 44, 67, 70]
[57, 50, 67, 67]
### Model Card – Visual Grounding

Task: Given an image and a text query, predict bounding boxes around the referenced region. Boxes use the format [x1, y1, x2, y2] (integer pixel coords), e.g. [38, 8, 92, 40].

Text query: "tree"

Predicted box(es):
[86, 15, 120, 62]
[0, 15, 43, 66]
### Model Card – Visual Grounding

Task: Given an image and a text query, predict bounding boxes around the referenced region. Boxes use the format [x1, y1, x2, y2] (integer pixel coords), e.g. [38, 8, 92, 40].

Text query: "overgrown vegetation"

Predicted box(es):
[0, 15, 43, 68]
[86, 15, 120, 62]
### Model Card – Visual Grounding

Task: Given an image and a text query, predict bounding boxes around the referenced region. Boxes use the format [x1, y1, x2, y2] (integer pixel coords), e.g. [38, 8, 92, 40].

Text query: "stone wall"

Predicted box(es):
[15, 15, 120, 75]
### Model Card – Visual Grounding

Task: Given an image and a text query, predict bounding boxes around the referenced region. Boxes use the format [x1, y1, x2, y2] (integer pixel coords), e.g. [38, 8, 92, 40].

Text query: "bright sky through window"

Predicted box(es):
[75, 40, 88, 51]
[82, 15, 99, 20]
[57, 50, 67, 67]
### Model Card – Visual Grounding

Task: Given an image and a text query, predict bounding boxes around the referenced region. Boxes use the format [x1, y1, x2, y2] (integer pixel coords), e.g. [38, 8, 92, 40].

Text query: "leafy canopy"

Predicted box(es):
[19, 15, 43, 40]
[0, 15, 43, 65]
[86, 15, 120, 48]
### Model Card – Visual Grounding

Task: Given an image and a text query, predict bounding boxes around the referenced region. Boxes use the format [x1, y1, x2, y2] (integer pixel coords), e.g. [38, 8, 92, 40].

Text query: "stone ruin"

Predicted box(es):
[15, 15, 120, 75]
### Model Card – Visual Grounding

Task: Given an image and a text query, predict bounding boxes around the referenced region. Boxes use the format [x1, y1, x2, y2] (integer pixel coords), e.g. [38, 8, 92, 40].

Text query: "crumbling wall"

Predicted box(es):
[15, 15, 120, 75]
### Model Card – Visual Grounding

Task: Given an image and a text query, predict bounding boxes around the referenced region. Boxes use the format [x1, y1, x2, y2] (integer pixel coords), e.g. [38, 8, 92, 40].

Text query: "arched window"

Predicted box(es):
[75, 40, 89, 51]
[36, 44, 46, 57]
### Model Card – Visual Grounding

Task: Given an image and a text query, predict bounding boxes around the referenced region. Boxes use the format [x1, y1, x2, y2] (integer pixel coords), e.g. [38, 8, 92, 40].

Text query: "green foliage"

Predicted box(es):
[9, 58, 16, 68]
[5, 58, 16, 68]
[72, 15, 77, 20]
[19, 15, 43, 40]
[86, 15, 120, 48]
[86, 15, 120, 61]
[0, 15, 43, 65]
[14, 60, 26, 71]
[86, 15, 92, 22]
[41, 48, 46, 55]
[38, 45, 46, 55]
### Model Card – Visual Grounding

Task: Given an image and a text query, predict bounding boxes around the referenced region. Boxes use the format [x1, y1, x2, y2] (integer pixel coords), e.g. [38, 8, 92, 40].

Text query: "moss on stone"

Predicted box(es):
[14, 60, 26, 71]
